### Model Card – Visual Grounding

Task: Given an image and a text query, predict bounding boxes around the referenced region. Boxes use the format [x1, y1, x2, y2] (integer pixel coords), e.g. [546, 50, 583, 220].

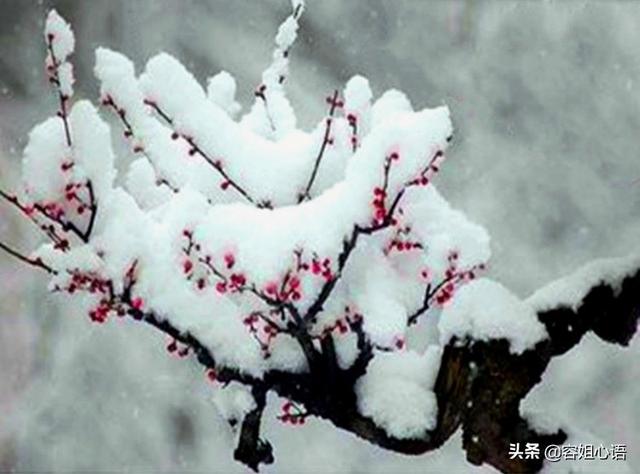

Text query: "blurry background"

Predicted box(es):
[0, 0, 638, 472]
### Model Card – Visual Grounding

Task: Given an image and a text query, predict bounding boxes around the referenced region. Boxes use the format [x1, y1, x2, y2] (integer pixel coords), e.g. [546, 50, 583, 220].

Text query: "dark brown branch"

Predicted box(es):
[234, 386, 274, 472]
[2, 180, 97, 246]
[46, 39, 72, 147]
[82, 181, 98, 241]
[302, 189, 405, 325]
[298, 89, 341, 202]
[346, 317, 373, 380]
[145, 100, 257, 206]
[102, 96, 179, 193]
[7, 226, 639, 473]
[31, 187, 93, 244]
[251, 1, 304, 131]
[407, 273, 464, 326]
[0, 240, 56, 274]
[331, 266, 640, 473]
[0, 188, 65, 246]
[302, 146, 450, 327]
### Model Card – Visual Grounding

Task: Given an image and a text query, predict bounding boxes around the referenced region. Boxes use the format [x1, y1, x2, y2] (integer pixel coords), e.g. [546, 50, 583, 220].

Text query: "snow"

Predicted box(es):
[21, 101, 114, 205]
[5, 3, 640, 473]
[344, 245, 409, 348]
[21, 117, 69, 202]
[344, 75, 373, 137]
[12, 7, 576, 456]
[57, 62, 74, 97]
[239, 1, 303, 140]
[45, 10, 74, 61]
[125, 158, 173, 209]
[211, 381, 256, 424]
[95, 48, 219, 203]
[207, 71, 241, 118]
[439, 279, 548, 354]
[404, 185, 491, 279]
[45, 10, 75, 98]
[275, 17, 299, 50]
[334, 332, 359, 370]
[355, 347, 441, 439]
[68, 101, 116, 199]
[344, 76, 373, 112]
[371, 89, 413, 128]
[527, 254, 640, 312]
[22, 9, 495, 387]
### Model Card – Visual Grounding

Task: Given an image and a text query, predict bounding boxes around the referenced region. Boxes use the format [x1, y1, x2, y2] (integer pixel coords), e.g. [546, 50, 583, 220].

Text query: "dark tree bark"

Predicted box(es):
[124, 263, 640, 472]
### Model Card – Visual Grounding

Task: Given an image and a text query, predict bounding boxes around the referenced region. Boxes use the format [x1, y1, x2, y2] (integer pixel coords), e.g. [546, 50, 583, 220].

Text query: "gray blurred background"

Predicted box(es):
[0, 1, 638, 472]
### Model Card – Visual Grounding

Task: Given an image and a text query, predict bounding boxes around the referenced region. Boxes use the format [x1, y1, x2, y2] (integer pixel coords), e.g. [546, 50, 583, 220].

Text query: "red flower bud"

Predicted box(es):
[206, 369, 217, 382]
[131, 297, 144, 310]
[265, 282, 278, 295]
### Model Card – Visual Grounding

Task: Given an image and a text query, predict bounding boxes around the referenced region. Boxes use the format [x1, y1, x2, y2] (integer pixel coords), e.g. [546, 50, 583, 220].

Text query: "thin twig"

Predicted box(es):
[145, 101, 257, 206]
[0, 240, 56, 274]
[46, 39, 72, 147]
[298, 90, 340, 203]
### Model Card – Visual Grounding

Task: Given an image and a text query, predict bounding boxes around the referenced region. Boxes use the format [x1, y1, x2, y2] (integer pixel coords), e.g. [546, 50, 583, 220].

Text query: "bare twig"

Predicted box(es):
[0, 240, 56, 274]
[145, 100, 257, 206]
[298, 90, 341, 202]
[46, 38, 72, 147]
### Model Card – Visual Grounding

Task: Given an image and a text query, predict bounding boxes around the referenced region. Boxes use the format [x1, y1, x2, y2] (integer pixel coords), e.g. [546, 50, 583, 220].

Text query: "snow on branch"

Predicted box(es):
[0, 6, 638, 473]
[243, 0, 304, 140]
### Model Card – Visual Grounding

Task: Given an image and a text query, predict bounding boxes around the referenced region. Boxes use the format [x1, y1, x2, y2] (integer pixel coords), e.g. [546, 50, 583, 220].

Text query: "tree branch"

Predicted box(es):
[327, 265, 640, 473]
[144, 100, 259, 206]
[0, 240, 56, 274]
[46, 38, 72, 147]
[6, 226, 639, 472]
[298, 90, 341, 202]
[233, 386, 274, 472]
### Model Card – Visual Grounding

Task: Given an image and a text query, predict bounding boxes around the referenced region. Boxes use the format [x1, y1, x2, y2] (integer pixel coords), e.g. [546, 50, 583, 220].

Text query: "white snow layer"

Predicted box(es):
[45, 10, 75, 61]
[22, 9, 528, 441]
[211, 381, 257, 424]
[355, 347, 442, 439]
[527, 254, 640, 312]
[439, 279, 548, 354]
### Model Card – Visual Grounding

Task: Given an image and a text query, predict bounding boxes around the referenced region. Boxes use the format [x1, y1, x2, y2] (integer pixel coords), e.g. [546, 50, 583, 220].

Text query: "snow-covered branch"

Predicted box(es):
[0, 5, 638, 473]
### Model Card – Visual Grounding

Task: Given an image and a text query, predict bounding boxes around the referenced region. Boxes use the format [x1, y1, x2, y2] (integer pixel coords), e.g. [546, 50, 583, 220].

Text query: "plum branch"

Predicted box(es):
[101, 95, 179, 193]
[0, 240, 56, 274]
[144, 100, 259, 206]
[298, 89, 341, 202]
[0, 7, 638, 474]
[45, 34, 72, 147]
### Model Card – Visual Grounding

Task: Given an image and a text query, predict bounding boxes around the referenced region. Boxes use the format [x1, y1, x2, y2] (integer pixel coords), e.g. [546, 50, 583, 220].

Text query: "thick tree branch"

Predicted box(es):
[233, 386, 274, 472]
[327, 266, 640, 473]
[6, 225, 639, 473]
[6, 9, 636, 474]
